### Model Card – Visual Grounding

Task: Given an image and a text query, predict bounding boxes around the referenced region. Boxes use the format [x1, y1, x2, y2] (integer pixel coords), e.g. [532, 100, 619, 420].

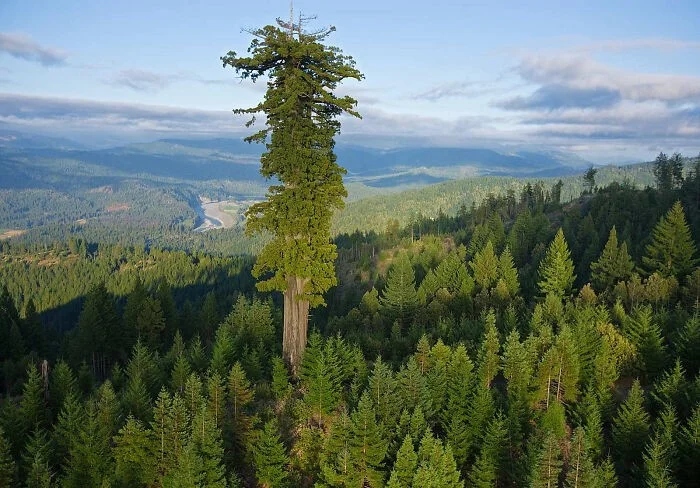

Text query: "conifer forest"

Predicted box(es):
[2, 16, 700, 488]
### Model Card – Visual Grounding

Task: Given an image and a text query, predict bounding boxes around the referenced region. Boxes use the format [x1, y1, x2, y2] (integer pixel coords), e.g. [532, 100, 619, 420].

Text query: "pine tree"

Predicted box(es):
[210, 324, 235, 377]
[74, 282, 120, 379]
[135, 296, 165, 349]
[52, 393, 85, 474]
[190, 406, 227, 487]
[678, 404, 700, 486]
[538, 228, 576, 299]
[476, 311, 500, 388]
[253, 419, 288, 488]
[530, 431, 563, 488]
[19, 365, 48, 436]
[299, 332, 342, 426]
[387, 435, 417, 488]
[495, 246, 520, 302]
[318, 409, 352, 486]
[413, 430, 463, 488]
[62, 400, 114, 487]
[222, 16, 363, 375]
[368, 357, 399, 427]
[612, 380, 650, 485]
[654, 152, 673, 191]
[171, 352, 191, 394]
[123, 277, 147, 344]
[534, 327, 580, 408]
[643, 436, 678, 488]
[48, 360, 78, 420]
[444, 344, 474, 462]
[113, 416, 156, 486]
[227, 362, 254, 465]
[0, 426, 16, 488]
[22, 429, 53, 488]
[643, 201, 698, 279]
[623, 307, 666, 381]
[591, 226, 635, 295]
[206, 372, 226, 429]
[470, 240, 499, 292]
[468, 414, 507, 487]
[380, 253, 420, 326]
[347, 393, 389, 487]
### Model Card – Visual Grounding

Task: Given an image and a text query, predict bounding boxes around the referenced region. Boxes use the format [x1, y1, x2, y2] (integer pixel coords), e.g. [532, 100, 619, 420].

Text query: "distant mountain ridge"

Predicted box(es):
[0, 130, 592, 190]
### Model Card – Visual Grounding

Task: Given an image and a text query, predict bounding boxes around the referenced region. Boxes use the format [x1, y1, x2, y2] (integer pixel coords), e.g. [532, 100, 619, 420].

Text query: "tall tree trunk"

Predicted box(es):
[283, 275, 310, 376]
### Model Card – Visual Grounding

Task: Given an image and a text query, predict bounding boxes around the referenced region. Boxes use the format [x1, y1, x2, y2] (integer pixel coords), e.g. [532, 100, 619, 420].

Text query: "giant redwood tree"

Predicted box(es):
[222, 16, 363, 374]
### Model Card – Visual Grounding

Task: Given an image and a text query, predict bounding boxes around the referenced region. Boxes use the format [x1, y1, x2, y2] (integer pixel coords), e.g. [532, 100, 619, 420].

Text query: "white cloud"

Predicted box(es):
[0, 32, 68, 66]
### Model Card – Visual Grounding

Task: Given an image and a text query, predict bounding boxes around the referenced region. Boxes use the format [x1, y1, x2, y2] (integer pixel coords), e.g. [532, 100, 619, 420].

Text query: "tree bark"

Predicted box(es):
[283, 275, 310, 377]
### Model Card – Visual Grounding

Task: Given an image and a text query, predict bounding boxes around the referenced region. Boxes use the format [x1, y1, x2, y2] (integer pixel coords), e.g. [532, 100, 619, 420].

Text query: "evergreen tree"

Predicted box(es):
[467, 414, 506, 487]
[495, 246, 520, 303]
[135, 296, 165, 349]
[0, 426, 16, 488]
[530, 431, 563, 488]
[318, 409, 352, 486]
[387, 435, 417, 488]
[253, 419, 288, 488]
[190, 406, 227, 487]
[368, 357, 399, 427]
[113, 416, 156, 486]
[678, 404, 700, 486]
[476, 311, 500, 388]
[470, 240, 499, 292]
[19, 365, 48, 436]
[48, 360, 78, 421]
[623, 307, 666, 381]
[643, 436, 678, 488]
[591, 226, 635, 295]
[222, 16, 363, 375]
[347, 393, 389, 487]
[22, 429, 53, 488]
[653, 152, 673, 192]
[299, 332, 342, 426]
[413, 430, 463, 488]
[74, 282, 120, 379]
[612, 380, 650, 485]
[52, 393, 85, 474]
[380, 253, 420, 326]
[538, 228, 576, 299]
[227, 361, 254, 465]
[62, 400, 113, 487]
[643, 201, 698, 279]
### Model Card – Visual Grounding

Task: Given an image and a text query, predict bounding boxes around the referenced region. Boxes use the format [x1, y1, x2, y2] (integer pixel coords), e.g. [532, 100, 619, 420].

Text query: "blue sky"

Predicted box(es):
[1, 0, 699, 162]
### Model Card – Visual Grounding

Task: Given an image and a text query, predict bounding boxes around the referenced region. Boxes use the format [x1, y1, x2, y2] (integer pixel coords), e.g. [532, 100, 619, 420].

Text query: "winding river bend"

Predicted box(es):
[193, 199, 231, 232]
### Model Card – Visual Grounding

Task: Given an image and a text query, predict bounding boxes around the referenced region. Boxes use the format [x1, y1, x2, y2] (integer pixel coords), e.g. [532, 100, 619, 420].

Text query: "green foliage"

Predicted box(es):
[623, 307, 667, 380]
[612, 380, 650, 485]
[0, 426, 16, 488]
[386, 435, 417, 488]
[591, 226, 635, 295]
[222, 20, 362, 307]
[530, 431, 563, 488]
[347, 393, 389, 487]
[467, 414, 506, 487]
[380, 253, 420, 325]
[299, 332, 342, 426]
[643, 201, 698, 279]
[253, 419, 288, 488]
[413, 430, 463, 488]
[4, 160, 700, 487]
[538, 228, 576, 299]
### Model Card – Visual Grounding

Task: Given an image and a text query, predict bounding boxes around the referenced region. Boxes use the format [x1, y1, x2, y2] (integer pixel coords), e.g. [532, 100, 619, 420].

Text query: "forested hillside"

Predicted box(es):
[1, 154, 700, 486]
